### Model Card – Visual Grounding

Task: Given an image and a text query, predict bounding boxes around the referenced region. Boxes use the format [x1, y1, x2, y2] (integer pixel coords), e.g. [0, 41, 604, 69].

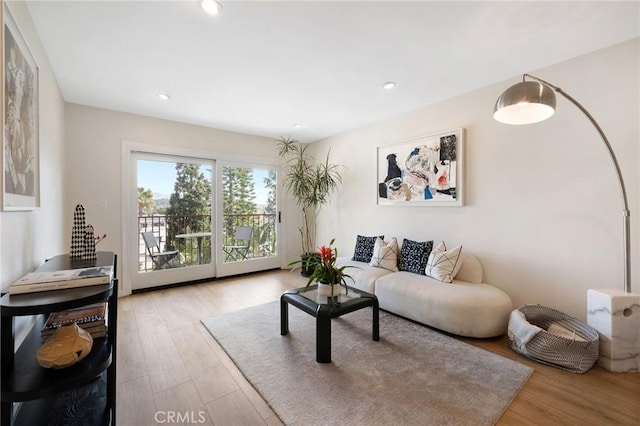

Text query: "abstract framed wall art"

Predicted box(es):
[377, 128, 464, 207]
[2, 4, 39, 210]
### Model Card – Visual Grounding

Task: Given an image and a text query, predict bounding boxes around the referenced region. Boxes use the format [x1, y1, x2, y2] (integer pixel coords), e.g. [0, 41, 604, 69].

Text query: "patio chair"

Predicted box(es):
[223, 226, 253, 261]
[141, 231, 179, 270]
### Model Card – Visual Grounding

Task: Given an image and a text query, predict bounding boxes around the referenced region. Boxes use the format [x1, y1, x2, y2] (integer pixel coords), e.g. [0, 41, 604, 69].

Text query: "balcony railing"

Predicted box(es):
[138, 213, 277, 272]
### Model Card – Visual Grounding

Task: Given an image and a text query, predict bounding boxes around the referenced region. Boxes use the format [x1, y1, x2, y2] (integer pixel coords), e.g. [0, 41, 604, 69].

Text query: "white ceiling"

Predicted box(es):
[25, 0, 639, 142]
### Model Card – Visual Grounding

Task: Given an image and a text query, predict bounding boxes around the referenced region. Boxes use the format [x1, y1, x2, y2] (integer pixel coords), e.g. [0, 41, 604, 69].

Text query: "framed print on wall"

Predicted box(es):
[377, 128, 464, 207]
[2, 3, 39, 210]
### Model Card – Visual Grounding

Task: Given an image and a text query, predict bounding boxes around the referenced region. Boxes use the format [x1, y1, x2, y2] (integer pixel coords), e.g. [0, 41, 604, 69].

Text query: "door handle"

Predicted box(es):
[278, 211, 281, 223]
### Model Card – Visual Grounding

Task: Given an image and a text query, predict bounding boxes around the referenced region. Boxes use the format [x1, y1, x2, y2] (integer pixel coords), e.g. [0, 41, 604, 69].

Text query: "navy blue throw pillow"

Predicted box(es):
[398, 239, 434, 275]
[351, 235, 384, 263]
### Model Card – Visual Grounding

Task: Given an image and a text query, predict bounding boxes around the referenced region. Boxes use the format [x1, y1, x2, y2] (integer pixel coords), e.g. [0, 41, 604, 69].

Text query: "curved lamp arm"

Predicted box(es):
[499, 74, 631, 293]
[523, 74, 630, 214]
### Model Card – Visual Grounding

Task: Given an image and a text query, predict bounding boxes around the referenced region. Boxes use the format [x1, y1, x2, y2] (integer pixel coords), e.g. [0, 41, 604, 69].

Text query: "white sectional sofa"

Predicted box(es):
[337, 253, 514, 338]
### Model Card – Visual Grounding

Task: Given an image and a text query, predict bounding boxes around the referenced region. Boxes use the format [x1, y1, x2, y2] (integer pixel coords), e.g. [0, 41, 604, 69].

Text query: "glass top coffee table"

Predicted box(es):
[280, 285, 379, 363]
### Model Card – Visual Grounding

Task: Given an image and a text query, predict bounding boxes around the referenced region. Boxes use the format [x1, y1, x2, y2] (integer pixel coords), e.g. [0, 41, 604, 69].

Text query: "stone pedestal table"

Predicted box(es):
[587, 289, 640, 373]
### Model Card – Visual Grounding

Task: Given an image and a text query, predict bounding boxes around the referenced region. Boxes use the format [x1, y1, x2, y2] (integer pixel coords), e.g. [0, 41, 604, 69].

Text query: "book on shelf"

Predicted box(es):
[41, 303, 108, 341]
[9, 265, 113, 295]
[42, 303, 107, 330]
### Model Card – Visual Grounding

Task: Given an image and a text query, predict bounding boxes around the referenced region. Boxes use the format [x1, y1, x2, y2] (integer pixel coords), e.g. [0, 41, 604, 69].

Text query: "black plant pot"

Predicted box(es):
[300, 253, 319, 277]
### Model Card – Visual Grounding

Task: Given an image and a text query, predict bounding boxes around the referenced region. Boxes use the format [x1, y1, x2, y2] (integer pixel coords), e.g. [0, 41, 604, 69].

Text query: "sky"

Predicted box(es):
[137, 159, 271, 204]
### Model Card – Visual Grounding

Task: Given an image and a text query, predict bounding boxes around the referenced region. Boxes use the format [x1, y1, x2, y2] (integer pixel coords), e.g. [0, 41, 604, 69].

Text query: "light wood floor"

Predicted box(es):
[117, 269, 640, 425]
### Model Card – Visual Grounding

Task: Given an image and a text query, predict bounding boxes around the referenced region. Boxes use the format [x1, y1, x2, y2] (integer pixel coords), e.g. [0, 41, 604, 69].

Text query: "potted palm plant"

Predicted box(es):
[276, 136, 342, 276]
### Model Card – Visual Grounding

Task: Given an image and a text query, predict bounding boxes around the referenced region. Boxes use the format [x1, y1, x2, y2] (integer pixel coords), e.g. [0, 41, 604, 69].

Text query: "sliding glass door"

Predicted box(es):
[131, 153, 215, 290]
[215, 162, 280, 277]
[124, 148, 281, 291]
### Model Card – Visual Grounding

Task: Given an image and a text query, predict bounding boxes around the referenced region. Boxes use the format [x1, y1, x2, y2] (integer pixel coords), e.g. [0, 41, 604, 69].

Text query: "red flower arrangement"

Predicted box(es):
[289, 239, 354, 293]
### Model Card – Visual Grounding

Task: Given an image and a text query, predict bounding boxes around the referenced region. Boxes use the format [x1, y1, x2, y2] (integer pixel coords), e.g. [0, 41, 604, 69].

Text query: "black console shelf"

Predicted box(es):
[12, 373, 109, 426]
[2, 315, 112, 401]
[1, 283, 113, 316]
[0, 252, 118, 426]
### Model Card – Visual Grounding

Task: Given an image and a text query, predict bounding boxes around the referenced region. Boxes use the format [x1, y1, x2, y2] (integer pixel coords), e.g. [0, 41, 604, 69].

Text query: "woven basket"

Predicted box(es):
[508, 304, 599, 373]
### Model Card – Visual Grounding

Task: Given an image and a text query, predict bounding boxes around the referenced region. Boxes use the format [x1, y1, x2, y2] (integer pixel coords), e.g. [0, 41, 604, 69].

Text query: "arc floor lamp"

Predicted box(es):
[493, 73, 631, 294]
[494, 74, 638, 373]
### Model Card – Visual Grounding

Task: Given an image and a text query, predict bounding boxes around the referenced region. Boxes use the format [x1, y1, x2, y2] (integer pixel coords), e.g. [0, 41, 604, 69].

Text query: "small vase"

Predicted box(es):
[317, 282, 339, 297]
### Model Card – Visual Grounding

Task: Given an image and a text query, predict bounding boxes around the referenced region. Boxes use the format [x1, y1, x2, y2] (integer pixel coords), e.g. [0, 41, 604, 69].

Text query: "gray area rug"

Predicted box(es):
[202, 302, 532, 426]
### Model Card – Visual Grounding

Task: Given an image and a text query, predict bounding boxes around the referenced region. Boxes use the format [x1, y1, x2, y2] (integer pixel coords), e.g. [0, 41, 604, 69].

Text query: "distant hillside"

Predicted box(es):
[154, 198, 170, 212]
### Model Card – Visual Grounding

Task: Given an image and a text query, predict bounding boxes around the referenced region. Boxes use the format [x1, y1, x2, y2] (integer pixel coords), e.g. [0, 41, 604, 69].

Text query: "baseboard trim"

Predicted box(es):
[131, 267, 280, 294]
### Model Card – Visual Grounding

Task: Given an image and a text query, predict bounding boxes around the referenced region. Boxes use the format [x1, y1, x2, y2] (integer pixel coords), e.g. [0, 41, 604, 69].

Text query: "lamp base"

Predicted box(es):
[587, 289, 640, 373]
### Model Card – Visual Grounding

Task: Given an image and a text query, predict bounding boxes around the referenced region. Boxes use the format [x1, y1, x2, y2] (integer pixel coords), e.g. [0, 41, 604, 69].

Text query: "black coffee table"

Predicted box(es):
[280, 285, 379, 363]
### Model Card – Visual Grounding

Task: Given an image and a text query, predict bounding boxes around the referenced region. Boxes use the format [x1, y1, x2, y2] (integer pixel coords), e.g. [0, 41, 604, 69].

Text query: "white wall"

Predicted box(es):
[63, 105, 298, 293]
[0, 1, 66, 293]
[311, 39, 639, 321]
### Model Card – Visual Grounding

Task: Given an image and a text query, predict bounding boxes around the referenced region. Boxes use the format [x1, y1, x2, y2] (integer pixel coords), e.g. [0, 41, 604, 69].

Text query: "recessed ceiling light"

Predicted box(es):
[383, 82, 396, 90]
[292, 124, 301, 128]
[201, 0, 222, 15]
[157, 93, 170, 100]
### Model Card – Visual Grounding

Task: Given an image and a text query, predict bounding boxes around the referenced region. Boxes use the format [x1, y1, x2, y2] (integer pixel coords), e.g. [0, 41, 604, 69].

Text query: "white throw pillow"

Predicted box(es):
[369, 237, 399, 272]
[425, 241, 463, 283]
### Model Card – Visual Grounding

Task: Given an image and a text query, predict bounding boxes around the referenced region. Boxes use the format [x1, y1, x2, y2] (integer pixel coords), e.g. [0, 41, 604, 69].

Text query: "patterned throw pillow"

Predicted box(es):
[398, 239, 433, 275]
[369, 237, 399, 272]
[425, 241, 463, 283]
[351, 235, 384, 263]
